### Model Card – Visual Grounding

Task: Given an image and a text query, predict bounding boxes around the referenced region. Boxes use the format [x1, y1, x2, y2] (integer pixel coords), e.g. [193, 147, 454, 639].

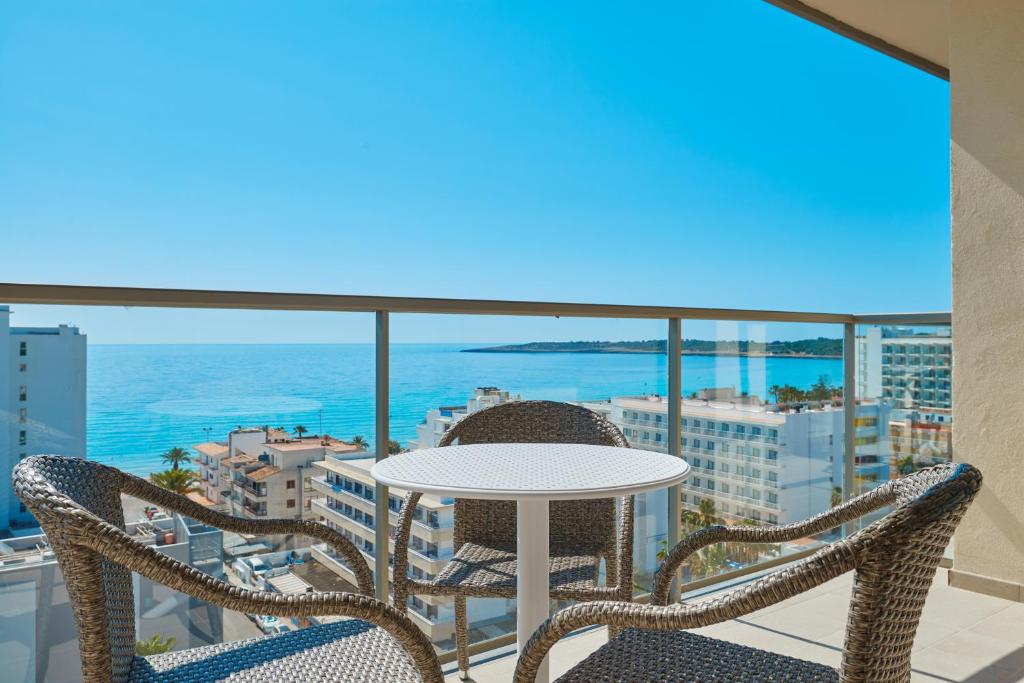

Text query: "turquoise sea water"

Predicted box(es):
[88, 344, 842, 476]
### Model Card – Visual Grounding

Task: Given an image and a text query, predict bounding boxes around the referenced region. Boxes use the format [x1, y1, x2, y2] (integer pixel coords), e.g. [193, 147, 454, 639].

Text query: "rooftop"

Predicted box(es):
[193, 441, 229, 457]
[246, 465, 281, 482]
[267, 436, 365, 453]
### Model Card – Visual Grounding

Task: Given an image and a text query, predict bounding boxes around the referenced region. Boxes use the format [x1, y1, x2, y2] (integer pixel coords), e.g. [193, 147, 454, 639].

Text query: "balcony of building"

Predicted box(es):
[447, 568, 1024, 682]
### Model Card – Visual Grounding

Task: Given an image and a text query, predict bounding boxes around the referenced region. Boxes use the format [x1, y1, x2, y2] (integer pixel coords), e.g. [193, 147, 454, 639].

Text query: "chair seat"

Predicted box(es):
[556, 628, 839, 683]
[129, 619, 422, 682]
[431, 542, 605, 598]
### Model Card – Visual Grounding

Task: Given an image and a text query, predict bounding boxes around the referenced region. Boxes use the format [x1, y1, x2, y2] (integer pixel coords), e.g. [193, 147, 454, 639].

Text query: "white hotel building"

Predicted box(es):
[601, 392, 890, 526]
[0, 306, 86, 533]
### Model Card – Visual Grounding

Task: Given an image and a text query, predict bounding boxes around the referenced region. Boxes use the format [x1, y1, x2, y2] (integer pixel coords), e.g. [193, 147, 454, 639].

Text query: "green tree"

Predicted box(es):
[150, 469, 202, 496]
[897, 455, 917, 476]
[294, 425, 308, 439]
[351, 435, 369, 449]
[136, 634, 176, 655]
[697, 498, 719, 528]
[161, 447, 191, 472]
[388, 439, 406, 455]
[808, 375, 834, 401]
[831, 486, 843, 508]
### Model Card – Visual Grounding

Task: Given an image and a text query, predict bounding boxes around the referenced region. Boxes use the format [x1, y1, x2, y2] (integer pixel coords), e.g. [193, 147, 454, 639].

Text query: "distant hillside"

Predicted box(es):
[462, 337, 842, 358]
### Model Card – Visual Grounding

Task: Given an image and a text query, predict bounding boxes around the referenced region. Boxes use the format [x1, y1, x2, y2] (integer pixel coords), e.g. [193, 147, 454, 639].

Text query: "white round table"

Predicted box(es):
[371, 443, 690, 683]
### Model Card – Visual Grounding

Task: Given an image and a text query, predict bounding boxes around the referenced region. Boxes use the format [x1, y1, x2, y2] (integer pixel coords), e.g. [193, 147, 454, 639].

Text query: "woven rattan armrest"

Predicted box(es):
[514, 541, 860, 683]
[650, 484, 898, 604]
[118, 473, 375, 595]
[68, 510, 443, 683]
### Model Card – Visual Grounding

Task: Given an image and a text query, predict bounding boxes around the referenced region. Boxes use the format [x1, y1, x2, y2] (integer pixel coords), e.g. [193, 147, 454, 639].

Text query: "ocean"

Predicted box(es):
[88, 344, 842, 476]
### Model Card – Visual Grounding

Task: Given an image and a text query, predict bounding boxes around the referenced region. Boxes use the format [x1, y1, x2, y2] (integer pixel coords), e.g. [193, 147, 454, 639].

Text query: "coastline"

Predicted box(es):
[462, 349, 842, 359]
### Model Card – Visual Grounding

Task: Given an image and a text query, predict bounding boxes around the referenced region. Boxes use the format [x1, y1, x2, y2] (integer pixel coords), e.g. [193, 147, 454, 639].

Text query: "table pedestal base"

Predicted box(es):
[517, 498, 550, 683]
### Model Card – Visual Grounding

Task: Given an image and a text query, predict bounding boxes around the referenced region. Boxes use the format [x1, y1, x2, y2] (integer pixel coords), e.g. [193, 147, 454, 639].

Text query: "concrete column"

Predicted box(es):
[950, 0, 1024, 600]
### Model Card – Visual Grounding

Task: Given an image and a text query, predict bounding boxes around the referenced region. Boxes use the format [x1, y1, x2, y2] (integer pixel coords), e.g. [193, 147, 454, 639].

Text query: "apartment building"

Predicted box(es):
[858, 327, 953, 473]
[858, 326, 952, 411]
[196, 427, 366, 520]
[194, 441, 230, 506]
[310, 455, 503, 644]
[0, 307, 86, 533]
[411, 386, 521, 450]
[607, 391, 889, 526]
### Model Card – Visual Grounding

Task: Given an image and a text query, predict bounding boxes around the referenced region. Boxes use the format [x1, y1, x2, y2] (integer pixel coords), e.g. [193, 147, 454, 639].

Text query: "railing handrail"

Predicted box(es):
[0, 281, 949, 324]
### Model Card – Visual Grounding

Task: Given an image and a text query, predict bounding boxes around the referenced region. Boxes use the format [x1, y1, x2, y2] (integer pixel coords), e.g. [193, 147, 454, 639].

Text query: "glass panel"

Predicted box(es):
[0, 304, 374, 681]
[855, 324, 953, 526]
[389, 314, 666, 652]
[670, 321, 846, 587]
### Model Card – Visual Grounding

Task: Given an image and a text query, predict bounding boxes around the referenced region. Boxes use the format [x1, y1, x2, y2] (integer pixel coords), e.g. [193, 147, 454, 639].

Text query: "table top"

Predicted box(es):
[370, 443, 689, 501]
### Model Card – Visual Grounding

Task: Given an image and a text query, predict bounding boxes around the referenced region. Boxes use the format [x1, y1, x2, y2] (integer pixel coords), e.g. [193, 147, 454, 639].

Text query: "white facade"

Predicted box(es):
[205, 428, 367, 522]
[606, 394, 885, 527]
[411, 386, 521, 450]
[858, 327, 953, 410]
[0, 306, 86, 532]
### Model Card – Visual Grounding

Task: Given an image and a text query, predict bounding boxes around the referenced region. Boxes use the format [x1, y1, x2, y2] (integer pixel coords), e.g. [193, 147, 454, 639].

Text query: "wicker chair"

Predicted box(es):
[514, 462, 982, 683]
[13, 455, 444, 683]
[392, 400, 635, 679]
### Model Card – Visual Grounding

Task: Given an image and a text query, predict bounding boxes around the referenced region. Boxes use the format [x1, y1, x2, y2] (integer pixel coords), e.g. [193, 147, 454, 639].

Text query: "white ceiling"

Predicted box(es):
[785, 0, 949, 70]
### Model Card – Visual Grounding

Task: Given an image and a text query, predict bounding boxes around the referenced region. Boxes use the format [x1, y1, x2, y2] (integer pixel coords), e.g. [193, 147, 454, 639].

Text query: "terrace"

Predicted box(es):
[3, 1, 1024, 682]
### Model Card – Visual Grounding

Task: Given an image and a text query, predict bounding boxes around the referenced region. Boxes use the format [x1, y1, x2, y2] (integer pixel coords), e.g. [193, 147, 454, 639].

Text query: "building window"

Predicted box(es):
[287, 499, 296, 508]
[767, 450, 778, 461]
[286, 480, 296, 489]
[19, 341, 27, 356]
[19, 408, 27, 422]
[19, 430, 27, 446]
[19, 363, 27, 372]
[19, 386, 27, 401]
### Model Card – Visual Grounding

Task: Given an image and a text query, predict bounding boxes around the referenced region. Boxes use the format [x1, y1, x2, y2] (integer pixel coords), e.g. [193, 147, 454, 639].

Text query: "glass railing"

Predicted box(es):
[853, 322, 953, 529]
[0, 283, 950, 677]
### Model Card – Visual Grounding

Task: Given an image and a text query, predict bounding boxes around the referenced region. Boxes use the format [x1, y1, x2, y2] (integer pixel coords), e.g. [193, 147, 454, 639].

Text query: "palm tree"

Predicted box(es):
[294, 425, 308, 439]
[831, 486, 843, 508]
[351, 435, 369, 449]
[697, 498, 719, 527]
[136, 634, 176, 655]
[150, 469, 201, 496]
[161, 447, 191, 471]
[769, 384, 782, 404]
[388, 439, 406, 455]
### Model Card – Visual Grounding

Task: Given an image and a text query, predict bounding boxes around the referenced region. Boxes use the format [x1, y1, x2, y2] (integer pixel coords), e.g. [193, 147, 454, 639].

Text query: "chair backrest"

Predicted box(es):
[437, 400, 628, 551]
[14, 456, 137, 683]
[839, 462, 982, 682]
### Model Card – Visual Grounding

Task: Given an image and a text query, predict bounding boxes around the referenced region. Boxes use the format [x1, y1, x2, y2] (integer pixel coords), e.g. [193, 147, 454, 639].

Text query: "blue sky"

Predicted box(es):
[0, 2, 949, 343]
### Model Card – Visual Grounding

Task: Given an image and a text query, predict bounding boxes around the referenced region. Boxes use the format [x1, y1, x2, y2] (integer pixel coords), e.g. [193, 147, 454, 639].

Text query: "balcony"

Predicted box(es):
[234, 480, 267, 497]
[0, 283, 1004, 683]
[447, 569, 1024, 682]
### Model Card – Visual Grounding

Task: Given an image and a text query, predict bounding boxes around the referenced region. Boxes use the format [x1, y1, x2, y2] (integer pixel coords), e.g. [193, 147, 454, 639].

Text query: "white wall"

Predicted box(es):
[2, 315, 86, 530]
[950, 0, 1024, 600]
